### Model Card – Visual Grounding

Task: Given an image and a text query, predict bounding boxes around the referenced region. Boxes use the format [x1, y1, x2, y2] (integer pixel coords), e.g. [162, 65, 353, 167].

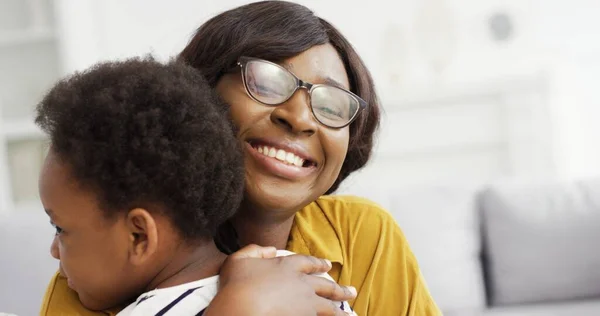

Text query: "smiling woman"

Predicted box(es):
[40, 1, 441, 315]
[216, 44, 355, 217]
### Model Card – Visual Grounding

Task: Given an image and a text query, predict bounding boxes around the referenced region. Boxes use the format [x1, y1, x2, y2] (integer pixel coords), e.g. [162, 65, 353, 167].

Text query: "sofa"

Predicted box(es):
[342, 177, 600, 315]
[1, 178, 600, 315]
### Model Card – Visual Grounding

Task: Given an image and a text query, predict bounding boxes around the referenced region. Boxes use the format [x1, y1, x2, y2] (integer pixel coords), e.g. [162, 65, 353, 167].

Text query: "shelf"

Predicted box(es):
[1, 118, 44, 141]
[381, 73, 547, 110]
[0, 29, 55, 48]
[374, 141, 508, 161]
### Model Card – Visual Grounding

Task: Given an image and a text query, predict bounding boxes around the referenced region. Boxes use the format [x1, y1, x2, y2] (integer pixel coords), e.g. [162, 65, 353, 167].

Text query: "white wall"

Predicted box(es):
[52, 0, 600, 186]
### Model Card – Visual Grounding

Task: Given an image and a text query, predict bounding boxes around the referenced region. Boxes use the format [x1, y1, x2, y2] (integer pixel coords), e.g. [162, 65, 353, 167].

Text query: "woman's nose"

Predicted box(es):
[50, 235, 60, 260]
[270, 90, 318, 136]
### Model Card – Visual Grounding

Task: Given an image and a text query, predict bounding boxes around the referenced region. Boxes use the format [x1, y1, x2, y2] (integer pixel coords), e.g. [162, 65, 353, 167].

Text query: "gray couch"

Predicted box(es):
[347, 178, 600, 315]
[1, 179, 600, 315]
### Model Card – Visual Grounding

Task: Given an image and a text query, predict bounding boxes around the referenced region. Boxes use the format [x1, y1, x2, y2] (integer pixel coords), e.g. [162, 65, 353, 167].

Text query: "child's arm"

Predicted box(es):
[204, 245, 356, 316]
[40, 245, 355, 316]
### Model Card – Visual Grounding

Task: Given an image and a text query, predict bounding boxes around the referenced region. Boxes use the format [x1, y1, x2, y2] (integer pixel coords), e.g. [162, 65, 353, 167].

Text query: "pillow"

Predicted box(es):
[480, 178, 600, 305]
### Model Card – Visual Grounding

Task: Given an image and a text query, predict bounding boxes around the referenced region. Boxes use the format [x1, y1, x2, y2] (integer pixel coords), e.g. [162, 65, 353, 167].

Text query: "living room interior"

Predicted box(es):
[1, 0, 599, 315]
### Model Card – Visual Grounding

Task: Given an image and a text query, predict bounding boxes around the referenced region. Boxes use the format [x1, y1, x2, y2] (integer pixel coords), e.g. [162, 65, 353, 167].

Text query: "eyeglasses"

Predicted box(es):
[237, 57, 367, 128]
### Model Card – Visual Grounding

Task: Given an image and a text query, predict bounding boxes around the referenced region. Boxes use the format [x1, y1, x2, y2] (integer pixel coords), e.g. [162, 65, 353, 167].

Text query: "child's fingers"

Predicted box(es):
[229, 244, 277, 259]
[313, 296, 354, 316]
[276, 254, 333, 275]
[304, 274, 357, 302]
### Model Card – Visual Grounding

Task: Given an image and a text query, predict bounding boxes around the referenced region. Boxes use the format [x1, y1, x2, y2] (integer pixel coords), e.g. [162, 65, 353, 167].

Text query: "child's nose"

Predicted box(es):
[50, 236, 60, 260]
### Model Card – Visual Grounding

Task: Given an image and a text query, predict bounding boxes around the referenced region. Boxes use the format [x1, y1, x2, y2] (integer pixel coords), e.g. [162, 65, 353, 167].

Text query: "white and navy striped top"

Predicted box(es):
[116, 275, 217, 316]
[117, 250, 356, 316]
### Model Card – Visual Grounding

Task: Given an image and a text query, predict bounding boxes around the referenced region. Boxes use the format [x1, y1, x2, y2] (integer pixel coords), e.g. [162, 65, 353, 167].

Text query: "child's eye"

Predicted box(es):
[50, 222, 63, 235]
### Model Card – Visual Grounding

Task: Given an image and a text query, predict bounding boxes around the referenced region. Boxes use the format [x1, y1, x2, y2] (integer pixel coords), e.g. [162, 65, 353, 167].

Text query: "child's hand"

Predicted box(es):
[206, 244, 357, 315]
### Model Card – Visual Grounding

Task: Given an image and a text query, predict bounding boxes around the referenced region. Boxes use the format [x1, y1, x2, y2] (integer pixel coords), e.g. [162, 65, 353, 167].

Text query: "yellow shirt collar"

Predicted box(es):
[287, 200, 344, 265]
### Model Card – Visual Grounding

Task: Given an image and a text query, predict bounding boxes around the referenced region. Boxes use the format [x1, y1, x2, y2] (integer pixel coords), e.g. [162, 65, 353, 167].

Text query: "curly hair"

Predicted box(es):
[35, 57, 244, 240]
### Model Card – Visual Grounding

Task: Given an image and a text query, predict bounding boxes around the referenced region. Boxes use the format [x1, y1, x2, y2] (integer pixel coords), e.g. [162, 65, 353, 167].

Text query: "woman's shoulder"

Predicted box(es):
[40, 272, 118, 316]
[292, 195, 402, 269]
[295, 197, 441, 316]
[309, 195, 396, 225]
[316, 194, 383, 208]
[296, 195, 402, 246]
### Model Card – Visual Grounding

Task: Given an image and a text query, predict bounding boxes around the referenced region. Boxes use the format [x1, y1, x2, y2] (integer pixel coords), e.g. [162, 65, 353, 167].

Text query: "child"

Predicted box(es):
[36, 58, 355, 315]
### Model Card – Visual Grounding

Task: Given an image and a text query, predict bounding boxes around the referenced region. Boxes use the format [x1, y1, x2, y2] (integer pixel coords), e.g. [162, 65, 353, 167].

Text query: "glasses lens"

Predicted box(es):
[244, 60, 297, 105]
[311, 86, 360, 128]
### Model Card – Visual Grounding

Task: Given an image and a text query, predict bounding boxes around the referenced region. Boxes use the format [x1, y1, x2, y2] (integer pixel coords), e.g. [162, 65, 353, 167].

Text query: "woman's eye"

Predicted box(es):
[255, 84, 284, 96]
[317, 106, 344, 119]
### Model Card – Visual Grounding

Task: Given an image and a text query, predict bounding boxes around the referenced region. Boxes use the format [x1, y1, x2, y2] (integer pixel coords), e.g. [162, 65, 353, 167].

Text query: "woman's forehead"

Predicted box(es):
[281, 44, 350, 90]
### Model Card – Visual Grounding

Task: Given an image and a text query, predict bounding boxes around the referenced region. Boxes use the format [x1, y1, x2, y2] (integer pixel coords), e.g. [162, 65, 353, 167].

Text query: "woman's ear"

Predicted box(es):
[126, 208, 158, 266]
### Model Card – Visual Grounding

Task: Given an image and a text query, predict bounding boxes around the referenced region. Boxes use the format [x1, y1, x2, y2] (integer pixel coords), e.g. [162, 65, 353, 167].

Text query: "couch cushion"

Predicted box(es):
[480, 178, 600, 306]
[0, 209, 58, 316]
[338, 184, 486, 314]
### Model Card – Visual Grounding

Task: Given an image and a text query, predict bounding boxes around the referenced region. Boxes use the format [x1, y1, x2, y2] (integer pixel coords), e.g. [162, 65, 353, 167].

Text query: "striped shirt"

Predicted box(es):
[116, 276, 217, 316]
[116, 251, 356, 315]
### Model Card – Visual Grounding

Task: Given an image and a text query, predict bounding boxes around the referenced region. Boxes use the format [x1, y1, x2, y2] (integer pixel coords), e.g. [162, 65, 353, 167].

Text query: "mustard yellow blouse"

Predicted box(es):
[40, 195, 441, 316]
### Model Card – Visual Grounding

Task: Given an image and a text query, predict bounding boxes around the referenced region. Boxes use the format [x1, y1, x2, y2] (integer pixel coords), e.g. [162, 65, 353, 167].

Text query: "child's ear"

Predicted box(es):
[125, 208, 158, 265]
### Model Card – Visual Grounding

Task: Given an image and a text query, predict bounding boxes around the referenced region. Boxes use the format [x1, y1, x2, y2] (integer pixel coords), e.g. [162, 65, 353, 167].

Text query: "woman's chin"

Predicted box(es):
[244, 181, 315, 215]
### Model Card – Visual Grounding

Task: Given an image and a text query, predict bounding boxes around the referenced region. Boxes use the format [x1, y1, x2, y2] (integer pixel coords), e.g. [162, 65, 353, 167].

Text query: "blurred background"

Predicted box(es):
[0, 0, 599, 315]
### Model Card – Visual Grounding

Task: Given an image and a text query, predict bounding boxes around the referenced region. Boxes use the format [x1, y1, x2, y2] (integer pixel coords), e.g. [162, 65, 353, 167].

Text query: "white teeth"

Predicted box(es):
[275, 149, 286, 161]
[294, 156, 304, 167]
[285, 152, 295, 164]
[254, 145, 307, 167]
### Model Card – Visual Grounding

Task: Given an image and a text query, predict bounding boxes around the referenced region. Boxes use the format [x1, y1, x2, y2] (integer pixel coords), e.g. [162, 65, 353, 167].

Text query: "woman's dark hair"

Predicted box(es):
[178, 0, 381, 194]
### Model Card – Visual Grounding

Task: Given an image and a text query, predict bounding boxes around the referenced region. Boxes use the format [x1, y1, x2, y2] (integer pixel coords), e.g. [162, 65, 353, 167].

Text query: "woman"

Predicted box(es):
[41, 1, 440, 315]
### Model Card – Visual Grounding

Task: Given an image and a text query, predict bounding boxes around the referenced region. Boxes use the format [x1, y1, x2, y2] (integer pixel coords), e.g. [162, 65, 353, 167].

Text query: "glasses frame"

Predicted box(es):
[237, 56, 368, 129]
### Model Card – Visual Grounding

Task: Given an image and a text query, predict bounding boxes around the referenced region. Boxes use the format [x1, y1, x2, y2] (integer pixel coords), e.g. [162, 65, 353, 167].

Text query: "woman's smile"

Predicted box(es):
[244, 140, 318, 180]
